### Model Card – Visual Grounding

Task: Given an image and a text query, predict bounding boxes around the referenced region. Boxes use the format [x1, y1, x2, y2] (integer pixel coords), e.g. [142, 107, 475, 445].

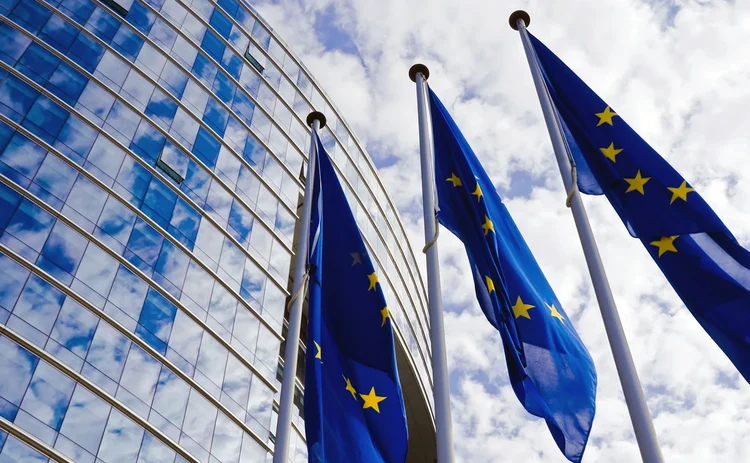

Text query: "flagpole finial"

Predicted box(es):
[509, 10, 530, 30]
[306, 111, 327, 129]
[409, 64, 430, 83]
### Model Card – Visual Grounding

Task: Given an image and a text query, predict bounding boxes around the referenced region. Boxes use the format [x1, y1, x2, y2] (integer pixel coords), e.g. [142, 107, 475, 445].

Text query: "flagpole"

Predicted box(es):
[409, 64, 455, 463]
[273, 111, 326, 463]
[509, 11, 663, 463]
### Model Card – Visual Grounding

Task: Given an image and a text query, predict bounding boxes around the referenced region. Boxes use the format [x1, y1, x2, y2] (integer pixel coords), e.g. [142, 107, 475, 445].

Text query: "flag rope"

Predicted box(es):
[422, 213, 440, 253]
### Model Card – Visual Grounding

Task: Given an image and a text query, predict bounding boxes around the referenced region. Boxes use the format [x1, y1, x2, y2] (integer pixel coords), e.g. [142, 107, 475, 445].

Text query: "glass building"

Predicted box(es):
[0, 0, 436, 461]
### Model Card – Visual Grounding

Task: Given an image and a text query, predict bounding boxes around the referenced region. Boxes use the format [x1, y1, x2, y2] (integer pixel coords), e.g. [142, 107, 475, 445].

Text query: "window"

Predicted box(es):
[156, 141, 188, 184]
[244, 47, 264, 74]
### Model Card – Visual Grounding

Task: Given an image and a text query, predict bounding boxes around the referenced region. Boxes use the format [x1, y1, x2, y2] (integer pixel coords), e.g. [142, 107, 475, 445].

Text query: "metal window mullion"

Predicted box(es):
[0, 417, 75, 463]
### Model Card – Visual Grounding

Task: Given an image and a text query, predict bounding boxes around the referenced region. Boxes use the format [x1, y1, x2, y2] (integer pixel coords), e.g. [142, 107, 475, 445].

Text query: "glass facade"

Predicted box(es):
[0, 0, 433, 461]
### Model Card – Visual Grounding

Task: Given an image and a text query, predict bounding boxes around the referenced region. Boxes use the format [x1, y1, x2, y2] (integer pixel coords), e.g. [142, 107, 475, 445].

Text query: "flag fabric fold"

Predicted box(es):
[429, 88, 597, 462]
[304, 135, 408, 463]
[529, 32, 750, 383]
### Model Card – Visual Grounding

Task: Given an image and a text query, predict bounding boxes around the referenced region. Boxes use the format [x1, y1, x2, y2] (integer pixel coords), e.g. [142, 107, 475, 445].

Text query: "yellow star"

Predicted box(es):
[471, 182, 483, 202]
[624, 170, 651, 195]
[595, 106, 618, 126]
[667, 181, 694, 205]
[350, 252, 362, 266]
[360, 387, 386, 413]
[600, 142, 623, 162]
[380, 307, 390, 327]
[344, 376, 357, 400]
[548, 304, 565, 323]
[314, 341, 322, 360]
[446, 173, 462, 187]
[481, 215, 494, 236]
[485, 276, 495, 293]
[650, 236, 678, 257]
[511, 296, 535, 320]
[367, 272, 378, 291]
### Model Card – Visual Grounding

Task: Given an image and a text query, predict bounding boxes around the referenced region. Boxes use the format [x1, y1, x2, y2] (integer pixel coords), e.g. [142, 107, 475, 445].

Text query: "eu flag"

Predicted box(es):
[304, 134, 408, 462]
[529, 33, 750, 383]
[429, 89, 597, 462]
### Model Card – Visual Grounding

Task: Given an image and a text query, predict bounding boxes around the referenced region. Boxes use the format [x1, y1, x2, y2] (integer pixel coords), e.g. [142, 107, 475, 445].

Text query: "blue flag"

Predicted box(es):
[529, 33, 750, 383]
[304, 135, 408, 462]
[429, 89, 597, 462]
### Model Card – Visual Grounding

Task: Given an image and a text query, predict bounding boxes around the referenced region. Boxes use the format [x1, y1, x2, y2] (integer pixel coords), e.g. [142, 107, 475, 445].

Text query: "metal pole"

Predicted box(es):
[273, 111, 326, 463]
[509, 11, 663, 463]
[409, 64, 455, 463]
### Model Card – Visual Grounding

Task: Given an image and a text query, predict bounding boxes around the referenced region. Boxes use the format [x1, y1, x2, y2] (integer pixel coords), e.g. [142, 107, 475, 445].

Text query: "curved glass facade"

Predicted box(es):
[0, 0, 433, 461]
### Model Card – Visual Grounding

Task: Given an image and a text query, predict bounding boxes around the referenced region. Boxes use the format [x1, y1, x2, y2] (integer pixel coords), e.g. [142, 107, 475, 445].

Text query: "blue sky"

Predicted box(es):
[254, 0, 750, 461]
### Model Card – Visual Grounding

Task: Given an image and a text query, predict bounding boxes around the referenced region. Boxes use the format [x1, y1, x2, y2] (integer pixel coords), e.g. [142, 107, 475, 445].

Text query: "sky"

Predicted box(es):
[252, 0, 750, 461]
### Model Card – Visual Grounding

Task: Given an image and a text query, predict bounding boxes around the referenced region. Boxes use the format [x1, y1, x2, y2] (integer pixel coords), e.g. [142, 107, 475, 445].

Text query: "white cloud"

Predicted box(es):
[254, 0, 750, 460]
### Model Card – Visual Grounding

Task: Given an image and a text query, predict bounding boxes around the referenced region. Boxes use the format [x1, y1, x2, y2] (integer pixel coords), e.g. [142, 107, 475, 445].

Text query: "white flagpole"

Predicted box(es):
[273, 111, 326, 463]
[509, 11, 663, 463]
[409, 64, 455, 463]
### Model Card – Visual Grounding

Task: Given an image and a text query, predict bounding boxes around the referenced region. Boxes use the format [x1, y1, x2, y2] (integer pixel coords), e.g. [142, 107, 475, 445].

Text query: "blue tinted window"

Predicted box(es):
[0, 253, 29, 313]
[4, 199, 54, 254]
[77, 80, 114, 125]
[116, 156, 151, 202]
[130, 119, 166, 162]
[138, 288, 176, 343]
[65, 175, 107, 226]
[86, 7, 120, 41]
[13, 273, 65, 335]
[22, 95, 69, 144]
[168, 197, 200, 249]
[54, 113, 98, 163]
[192, 53, 218, 86]
[156, 139, 188, 183]
[181, 160, 210, 206]
[154, 240, 188, 296]
[217, 0, 238, 16]
[0, 75, 39, 123]
[58, 386, 110, 454]
[105, 101, 140, 144]
[202, 97, 228, 137]
[142, 177, 176, 227]
[0, 132, 46, 184]
[1, 0, 21, 15]
[32, 153, 77, 205]
[16, 43, 60, 85]
[158, 61, 188, 99]
[85, 135, 124, 183]
[0, 23, 32, 65]
[67, 31, 105, 73]
[126, 218, 163, 267]
[231, 90, 254, 127]
[39, 14, 78, 53]
[0, 184, 22, 233]
[86, 322, 130, 382]
[209, 8, 232, 38]
[94, 50, 129, 89]
[125, 0, 154, 33]
[10, 0, 53, 35]
[228, 199, 252, 246]
[96, 196, 136, 248]
[149, 18, 177, 50]
[201, 30, 225, 63]
[251, 21, 270, 49]
[20, 361, 75, 430]
[39, 220, 88, 276]
[145, 89, 177, 130]
[107, 264, 147, 319]
[51, 297, 99, 357]
[59, 0, 96, 25]
[46, 62, 87, 106]
[0, 337, 38, 406]
[211, 71, 235, 104]
[221, 48, 242, 80]
[110, 24, 144, 61]
[192, 127, 220, 169]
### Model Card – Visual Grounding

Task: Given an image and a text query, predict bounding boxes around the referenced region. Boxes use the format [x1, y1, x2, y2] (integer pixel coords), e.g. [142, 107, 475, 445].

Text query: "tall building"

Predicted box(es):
[0, 0, 436, 461]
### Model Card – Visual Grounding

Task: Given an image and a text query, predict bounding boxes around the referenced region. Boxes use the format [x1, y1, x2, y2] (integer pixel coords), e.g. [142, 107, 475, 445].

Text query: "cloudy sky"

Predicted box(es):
[253, 0, 750, 461]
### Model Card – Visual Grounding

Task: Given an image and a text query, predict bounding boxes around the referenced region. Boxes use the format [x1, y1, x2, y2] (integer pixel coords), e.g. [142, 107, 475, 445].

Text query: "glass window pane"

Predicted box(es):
[59, 385, 111, 455]
[20, 361, 75, 431]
